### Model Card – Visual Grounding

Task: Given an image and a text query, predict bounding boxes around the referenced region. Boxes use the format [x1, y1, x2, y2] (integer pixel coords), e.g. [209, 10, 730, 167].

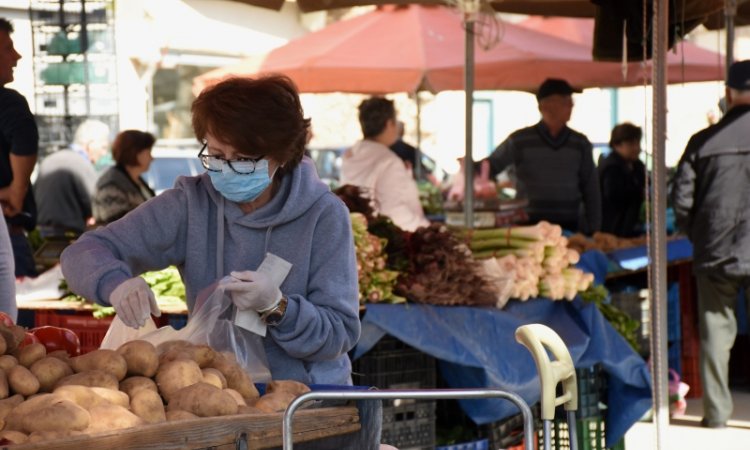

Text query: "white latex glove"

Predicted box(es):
[225, 270, 282, 312]
[109, 277, 161, 329]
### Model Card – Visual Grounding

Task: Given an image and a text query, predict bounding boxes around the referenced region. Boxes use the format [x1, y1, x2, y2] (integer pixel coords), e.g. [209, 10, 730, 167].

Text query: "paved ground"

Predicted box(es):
[624, 390, 750, 450]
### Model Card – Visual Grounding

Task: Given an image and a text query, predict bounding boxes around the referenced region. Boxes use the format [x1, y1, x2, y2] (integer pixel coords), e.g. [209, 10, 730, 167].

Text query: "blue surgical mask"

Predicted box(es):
[208, 159, 274, 203]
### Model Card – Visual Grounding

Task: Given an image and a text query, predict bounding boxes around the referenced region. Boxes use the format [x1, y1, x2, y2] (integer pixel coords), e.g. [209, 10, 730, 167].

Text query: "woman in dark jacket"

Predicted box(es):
[93, 130, 156, 224]
[598, 123, 646, 237]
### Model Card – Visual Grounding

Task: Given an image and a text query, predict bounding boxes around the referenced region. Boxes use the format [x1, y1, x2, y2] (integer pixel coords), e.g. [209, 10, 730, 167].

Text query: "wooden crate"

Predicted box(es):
[3, 407, 360, 450]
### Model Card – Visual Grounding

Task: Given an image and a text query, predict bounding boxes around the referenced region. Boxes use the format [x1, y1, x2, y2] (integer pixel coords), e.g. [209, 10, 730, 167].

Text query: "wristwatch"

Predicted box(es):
[261, 297, 288, 326]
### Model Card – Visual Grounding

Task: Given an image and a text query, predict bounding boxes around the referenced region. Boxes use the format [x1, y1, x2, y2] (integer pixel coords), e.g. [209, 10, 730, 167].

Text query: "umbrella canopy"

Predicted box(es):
[194, 5, 724, 96]
[521, 16, 725, 85]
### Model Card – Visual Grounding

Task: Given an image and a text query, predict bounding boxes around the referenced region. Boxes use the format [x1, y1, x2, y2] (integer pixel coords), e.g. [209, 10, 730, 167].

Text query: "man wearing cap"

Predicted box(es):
[672, 60, 750, 429]
[475, 78, 600, 234]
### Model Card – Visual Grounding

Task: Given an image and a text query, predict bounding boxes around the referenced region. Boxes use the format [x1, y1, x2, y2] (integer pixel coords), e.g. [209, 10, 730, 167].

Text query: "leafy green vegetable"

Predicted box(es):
[580, 284, 641, 352]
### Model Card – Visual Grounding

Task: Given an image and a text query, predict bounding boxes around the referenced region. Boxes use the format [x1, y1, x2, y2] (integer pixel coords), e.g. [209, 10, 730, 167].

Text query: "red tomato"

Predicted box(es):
[0, 312, 14, 326]
[18, 332, 40, 349]
[30, 326, 81, 356]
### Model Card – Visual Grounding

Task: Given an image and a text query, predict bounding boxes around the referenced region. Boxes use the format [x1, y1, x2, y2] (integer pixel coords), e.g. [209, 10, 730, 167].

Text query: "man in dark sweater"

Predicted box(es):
[477, 78, 601, 234]
[0, 18, 39, 277]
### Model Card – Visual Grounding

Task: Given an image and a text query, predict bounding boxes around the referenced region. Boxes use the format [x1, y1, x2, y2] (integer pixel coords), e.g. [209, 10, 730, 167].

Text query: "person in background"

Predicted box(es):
[672, 59, 750, 429]
[93, 130, 156, 224]
[473, 78, 601, 234]
[341, 97, 429, 231]
[389, 120, 437, 185]
[0, 18, 39, 277]
[0, 214, 15, 321]
[34, 119, 110, 238]
[598, 122, 645, 237]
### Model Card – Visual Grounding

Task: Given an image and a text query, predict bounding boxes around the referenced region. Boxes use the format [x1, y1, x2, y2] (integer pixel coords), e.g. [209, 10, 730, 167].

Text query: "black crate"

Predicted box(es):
[352, 335, 437, 449]
[574, 365, 607, 419]
[479, 403, 541, 449]
[381, 401, 436, 450]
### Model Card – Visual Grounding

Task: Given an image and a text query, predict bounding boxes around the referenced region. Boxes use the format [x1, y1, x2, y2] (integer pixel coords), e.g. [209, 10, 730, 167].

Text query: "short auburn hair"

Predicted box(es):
[191, 75, 310, 176]
[112, 130, 155, 166]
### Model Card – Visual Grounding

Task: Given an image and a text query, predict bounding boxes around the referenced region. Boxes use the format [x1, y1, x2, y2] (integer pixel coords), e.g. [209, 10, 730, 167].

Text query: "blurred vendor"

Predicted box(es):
[599, 123, 645, 237]
[474, 78, 601, 234]
[341, 97, 429, 231]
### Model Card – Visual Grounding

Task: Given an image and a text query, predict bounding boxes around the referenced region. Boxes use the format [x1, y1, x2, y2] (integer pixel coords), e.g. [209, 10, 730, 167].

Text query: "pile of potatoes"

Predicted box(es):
[0, 336, 310, 445]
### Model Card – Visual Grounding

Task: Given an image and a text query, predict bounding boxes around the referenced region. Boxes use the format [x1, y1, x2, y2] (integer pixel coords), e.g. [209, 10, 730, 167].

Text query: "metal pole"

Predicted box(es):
[414, 92, 423, 180]
[726, 0, 737, 76]
[282, 389, 534, 450]
[463, 7, 477, 229]
[650, 0, 669, 448]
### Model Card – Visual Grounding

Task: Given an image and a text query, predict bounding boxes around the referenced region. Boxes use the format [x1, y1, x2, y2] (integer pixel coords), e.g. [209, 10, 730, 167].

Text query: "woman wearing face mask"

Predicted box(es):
[92, 129, 156, 225]
[60, 76, 361, 389]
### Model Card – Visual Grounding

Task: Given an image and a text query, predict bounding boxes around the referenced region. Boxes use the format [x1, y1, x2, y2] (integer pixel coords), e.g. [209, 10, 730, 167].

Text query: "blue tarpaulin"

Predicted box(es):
[354, 299, 652, 447]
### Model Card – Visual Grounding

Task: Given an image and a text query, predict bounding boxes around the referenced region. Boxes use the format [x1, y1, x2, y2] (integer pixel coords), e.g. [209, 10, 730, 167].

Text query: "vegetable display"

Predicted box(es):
[350, 213, 403, 304]
[0, 316, 313, 445]
[457, 221, 594, 302]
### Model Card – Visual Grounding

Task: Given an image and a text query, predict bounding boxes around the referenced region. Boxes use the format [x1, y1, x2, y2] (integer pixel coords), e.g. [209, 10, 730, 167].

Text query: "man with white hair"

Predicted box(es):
[672, 59, 750, 429]
[34, 119, 110, 237]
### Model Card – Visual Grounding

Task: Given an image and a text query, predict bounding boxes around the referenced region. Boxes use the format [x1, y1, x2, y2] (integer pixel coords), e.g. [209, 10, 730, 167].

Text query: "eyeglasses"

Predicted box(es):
[198, 142, 265, 175]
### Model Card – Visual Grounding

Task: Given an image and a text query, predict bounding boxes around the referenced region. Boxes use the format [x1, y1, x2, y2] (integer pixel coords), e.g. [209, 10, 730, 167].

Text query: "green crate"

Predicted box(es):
[539, 416, 624, 450]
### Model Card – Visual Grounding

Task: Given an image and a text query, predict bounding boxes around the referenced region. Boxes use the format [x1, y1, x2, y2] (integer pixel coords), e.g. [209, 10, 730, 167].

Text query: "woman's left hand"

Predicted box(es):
[225, 270, 282, 312]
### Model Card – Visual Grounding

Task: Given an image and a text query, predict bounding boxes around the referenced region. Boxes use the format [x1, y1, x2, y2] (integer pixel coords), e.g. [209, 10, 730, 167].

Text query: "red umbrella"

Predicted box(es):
[194, 5, 621, 95]
[520, 16, 725, 85]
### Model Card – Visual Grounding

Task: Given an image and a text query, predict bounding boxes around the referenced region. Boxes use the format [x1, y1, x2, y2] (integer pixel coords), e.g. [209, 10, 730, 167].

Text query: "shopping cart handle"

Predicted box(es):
[515, 324, 578, 421]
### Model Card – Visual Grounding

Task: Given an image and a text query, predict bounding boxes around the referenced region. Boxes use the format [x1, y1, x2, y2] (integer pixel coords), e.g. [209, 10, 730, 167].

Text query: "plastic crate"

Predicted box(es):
[34, 309, 171, 354]
[574, 365, 607, 419]
[380, 401, 436, 450]
[436, 439, 489, 450]
[34, 309, 113, 354]
[609, 290, 649, 356]
[540, 416, 625, 450]
[480, 403, 541, 449]
[352, 335, 437, 449]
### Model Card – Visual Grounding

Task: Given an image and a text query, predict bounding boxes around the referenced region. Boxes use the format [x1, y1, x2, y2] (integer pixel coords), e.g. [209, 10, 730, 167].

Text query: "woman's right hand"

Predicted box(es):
[109, 277, 161, 329]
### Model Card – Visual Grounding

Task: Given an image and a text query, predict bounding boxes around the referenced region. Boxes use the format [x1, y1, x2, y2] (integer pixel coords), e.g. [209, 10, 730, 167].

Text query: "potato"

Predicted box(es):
[158, 348, 192, 366]
[17, 343, 46, 368]
[253, 391, 298, 414]
[156, 359, 202, 402]
[0, 430, 28, 444]
[84, 404, 144, 433]
[116, 340, 159, 377]
[0, 354, 17, 371]
[22, 399, 90, 434]
[0, 369, 8, 399]
[119, 376, 158, 399]
[223, 388, 247, 407]
[186, 345, 216, 368]
[8, 326, 26, 351]
[8, 364, 40, 396]
[159, 344, 214, 367]
[54, 370, 120, 390]
[0, 394, 24, 421]
[208, 354, 259, 400]
[0, 333, 7, 356]
[53, 385, 112, 410]
[156, 340, 191, 355]
[266, 380, 311, 397]
[30, 357, 74, 392]
[4, 394, 62, 431]
[71, 350, 128, 381]
[167, 383, 238, 417]
[0, 326, 20, 354]
[166, 409, 198, 421]
[47, 350, 72, 364]
[90, 387, 130, 408]
[130, 389, 166, 424]
[201, 368, 227, 389]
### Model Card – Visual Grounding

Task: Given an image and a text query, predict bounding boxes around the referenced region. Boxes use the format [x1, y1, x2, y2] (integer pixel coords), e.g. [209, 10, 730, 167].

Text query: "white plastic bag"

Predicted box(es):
[101, 279, 272, 382]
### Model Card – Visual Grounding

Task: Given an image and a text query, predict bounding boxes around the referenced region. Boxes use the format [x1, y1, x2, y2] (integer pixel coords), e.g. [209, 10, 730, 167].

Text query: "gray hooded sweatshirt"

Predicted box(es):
[61, 158, 360, 385]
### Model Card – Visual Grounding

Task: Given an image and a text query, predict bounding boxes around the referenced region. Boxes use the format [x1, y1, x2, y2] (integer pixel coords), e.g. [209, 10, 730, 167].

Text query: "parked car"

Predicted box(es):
[142, 141, 204, 194]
